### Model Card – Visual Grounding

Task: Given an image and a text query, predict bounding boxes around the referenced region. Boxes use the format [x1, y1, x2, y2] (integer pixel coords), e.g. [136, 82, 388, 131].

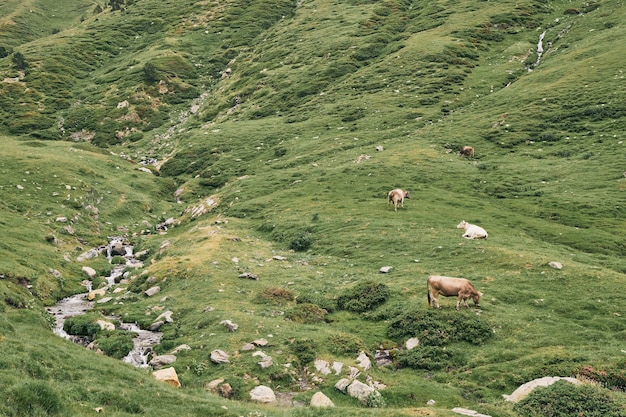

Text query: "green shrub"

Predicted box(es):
[396, 346, 462, 371]
[289, 233, 313, 252]
[296, 292, 337, 312]
[96, 331, 135, 359]
[290, 338, 316, 368]
[386, 309, 493, 345]
[286, 303, 328, 324]
[9, 381, 64, 416]
[514, 380, 626, 417]
[327, 332, 367, 356]
[63, 315, 100, 338]
[336, 280, 390, 312]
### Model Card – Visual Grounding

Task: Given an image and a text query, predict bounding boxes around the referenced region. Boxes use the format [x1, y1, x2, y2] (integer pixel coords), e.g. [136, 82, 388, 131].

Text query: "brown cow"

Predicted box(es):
[387, 189, 410, 211]
[459, 146, 474, 158]
[427, 275, 482, 310]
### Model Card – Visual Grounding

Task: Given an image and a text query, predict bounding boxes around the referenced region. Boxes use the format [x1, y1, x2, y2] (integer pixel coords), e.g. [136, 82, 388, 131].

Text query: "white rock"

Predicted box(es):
[82, 266, 97, 279]
[96, 320, 115, 331]
[332, 361, 344, 375]
[144, 286, 161, 297]
[503, 376, 581, 403]
[210, 350, 230, 364]
[315, 359, 331, 375]
[406, 337, 420, 350]
[548, 261, 563, 270]
[356, 351, 371, 370]
[347, 380, 375, 403]
[379, 266, 393, 273]
[249, 385, 276, 403]
[451, 407, 492, 417]
[310, 391, 334, 408]
[334, 378, 351, 392]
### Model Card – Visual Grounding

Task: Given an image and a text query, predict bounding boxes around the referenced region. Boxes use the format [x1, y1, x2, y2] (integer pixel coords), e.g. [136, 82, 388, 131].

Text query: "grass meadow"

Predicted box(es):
[1, 0, 625, 416]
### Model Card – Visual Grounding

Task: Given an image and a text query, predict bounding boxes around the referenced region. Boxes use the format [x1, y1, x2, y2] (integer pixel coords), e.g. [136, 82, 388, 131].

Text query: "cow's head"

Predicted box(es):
[404, 191, 410, 199]
[472, 291, 483, 306]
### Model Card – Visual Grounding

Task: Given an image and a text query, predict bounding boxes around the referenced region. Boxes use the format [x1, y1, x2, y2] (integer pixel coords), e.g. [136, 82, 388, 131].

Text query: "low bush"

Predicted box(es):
[257, 287, 295, 304]
[336, 280, 390, 313]
[387, 308, 493, 345]
[396, 345, 462, 371]
[327, 332, 367, 356]
[63, 315, 100, 338]
[514, 380, 626, 417]
[286, 303, 328, 324]
[96, 331, 135, 359]
[290, 338, 316, 368]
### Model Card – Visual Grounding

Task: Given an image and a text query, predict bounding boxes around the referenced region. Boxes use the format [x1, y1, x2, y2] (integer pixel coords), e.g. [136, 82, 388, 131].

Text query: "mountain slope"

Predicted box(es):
[1, 0, 625, 416]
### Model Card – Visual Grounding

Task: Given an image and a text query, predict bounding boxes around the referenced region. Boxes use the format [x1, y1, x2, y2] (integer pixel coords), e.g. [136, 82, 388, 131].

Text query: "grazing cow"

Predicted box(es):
[457, 220, 488, 239]
[427, 275, 482, 310]
[387, 189, 410, 211]
[459, 146, 474, 158]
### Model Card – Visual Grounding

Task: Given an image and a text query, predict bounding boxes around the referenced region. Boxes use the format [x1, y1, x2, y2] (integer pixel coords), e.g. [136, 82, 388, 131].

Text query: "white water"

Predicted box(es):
[47, 237, 162, 367]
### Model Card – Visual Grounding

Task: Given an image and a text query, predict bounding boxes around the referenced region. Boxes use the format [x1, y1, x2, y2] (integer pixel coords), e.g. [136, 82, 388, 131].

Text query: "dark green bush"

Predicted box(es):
[336, 280, 390, 312]
[396, 346, 461, 371]
[96, 331, 135, 359]
[290, 338, 316, 368]
[289, 233, 313, 252]
[514, 380, 626, 417]
[327, 332, 367, 356]
[286, 303, 328, 324]
[386, 309, 493, 345]
[63, 315, 100, 338]
[9, 381, 64, 416]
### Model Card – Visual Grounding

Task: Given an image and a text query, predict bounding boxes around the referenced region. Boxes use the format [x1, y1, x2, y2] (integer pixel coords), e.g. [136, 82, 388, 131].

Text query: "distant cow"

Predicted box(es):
[459, 146, 474, 158]
[427, 275, 482, 310]
[457, 220, 488, 239]
[387, 189, 410, 211]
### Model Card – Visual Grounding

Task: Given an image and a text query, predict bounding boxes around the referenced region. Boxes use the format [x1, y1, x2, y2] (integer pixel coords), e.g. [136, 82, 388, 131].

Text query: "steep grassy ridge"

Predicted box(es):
[1, 0, 625, 416]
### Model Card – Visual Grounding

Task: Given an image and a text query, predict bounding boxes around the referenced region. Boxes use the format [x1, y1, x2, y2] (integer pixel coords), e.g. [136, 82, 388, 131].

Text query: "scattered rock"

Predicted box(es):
[503, 376, 581, 402]
[152, 367, 181, 388]
[272, 255, 287, 261]
[427, 399, 436, 405]
[210, 349, 230, 364]
[249, 385, 276, 403]
[332, 361, 344, 375]
[96, 320, 115, 331]
[239, 272, 258, 280]
[88, 287, 107, 301]
[379, 266, 393, 273]
[548, 261, 563, 270]
[149, 321, 164, 331]
[96, 297, 112, 304]
[82, 266, 97, 279]
[406, 337, 420, 350]
[451, 407, 492, 417]
[310, 391, 334, 408]
[205, 378, 224, 392]
[219, 383, 233, 399]
[356, 351, 371, 370]
[149, 354, 177, 370]
[241, 343, 255, 351]
[375, 145, 384, 152]
[347, 379, 376, 403]
[170, 344, 191, 354]
[220, 319, 238, 332]
[334, 378, 351, 392]
[315, 359, 331, 375]
[155, 311, 173, 323]
[257, 356, 273, 369]
[252, 338, 269, 346]
[144, 286, 161, 297]
[374, 349, 392, 367]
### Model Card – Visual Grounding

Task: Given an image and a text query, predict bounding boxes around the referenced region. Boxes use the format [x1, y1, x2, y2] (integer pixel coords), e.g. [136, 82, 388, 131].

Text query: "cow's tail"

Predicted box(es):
[427, 289, 431, 306]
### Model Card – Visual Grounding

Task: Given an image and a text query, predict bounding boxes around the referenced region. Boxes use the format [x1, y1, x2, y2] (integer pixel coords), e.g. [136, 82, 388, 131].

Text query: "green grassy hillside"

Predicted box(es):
[1, 0, 625, 416]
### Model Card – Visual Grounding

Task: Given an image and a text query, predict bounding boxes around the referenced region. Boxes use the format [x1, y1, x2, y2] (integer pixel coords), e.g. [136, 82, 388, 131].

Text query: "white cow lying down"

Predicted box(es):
[457, 220, 488, 239]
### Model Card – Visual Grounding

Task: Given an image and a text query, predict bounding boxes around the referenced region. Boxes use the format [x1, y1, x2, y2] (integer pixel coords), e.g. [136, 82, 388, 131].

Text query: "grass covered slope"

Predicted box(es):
[1, 0, 626, 416]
